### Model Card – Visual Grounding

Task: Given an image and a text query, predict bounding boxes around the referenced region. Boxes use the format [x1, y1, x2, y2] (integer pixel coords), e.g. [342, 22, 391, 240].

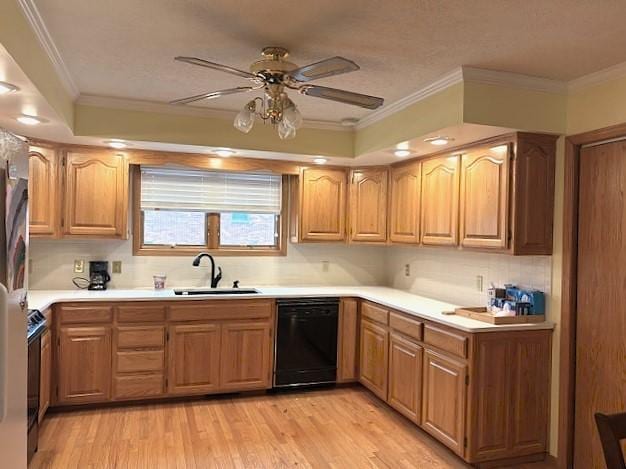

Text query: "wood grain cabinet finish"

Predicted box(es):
[337, 298, 359, 383]
[167, 323, 221, 395]
[467, 331, 552, 462]
[349, 168, 388, 243]
[299, 167, 347, 241]
[460, 146, 510, 249]
[510, 133, 557, 255]
[38, 329, 52, 423]
[219, 321, 272, 391]
[359, 319, 389, 400]
[28, 146, 60, 237]
[421, 155, 460, 246]
[63, 150, 128, 238]
[388, 163, 421, 244]
[388, 333, 422, 423]
[421, 349, 467, 456]
[57, 326, 112, 404]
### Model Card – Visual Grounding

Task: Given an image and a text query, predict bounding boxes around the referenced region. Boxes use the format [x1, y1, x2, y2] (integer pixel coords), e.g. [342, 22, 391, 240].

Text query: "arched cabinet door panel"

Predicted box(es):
[299, 168, 347, 241]
[389, 163, 421, 244]
[349, 168, 388, 243]
[63, 151, 128, 238]
[421, 156, 460, 246]
[28, 146, 60, 237]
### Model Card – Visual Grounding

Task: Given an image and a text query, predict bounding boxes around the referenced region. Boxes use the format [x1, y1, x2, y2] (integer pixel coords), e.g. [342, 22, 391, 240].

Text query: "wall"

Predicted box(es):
[28, 238, 388, 290]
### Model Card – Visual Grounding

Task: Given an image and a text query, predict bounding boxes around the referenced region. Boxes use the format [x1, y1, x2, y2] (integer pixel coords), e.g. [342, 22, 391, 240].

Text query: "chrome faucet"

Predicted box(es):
[192, 252, 222, 288]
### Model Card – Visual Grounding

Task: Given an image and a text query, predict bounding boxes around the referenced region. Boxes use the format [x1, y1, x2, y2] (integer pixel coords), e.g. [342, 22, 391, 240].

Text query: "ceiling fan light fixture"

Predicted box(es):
[282, 100, 303, 130]
[277, 120, 296, 140]
[234, 101, 256, 133]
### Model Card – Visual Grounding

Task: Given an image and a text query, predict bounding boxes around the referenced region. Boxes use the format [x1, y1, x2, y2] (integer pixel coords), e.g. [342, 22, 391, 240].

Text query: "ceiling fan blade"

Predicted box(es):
[175, 56, 259, 80]
[289, 56, 359, 82]
[170, 86, 261, 105]
[300, 85, 384, 110]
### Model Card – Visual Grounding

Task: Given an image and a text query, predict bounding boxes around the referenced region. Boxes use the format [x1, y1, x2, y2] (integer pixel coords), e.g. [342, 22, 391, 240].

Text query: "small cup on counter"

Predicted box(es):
[153, 274, 167, 290]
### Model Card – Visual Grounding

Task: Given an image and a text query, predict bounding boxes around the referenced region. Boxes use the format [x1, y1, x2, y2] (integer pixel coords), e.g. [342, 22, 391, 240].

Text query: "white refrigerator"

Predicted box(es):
[0, 128, 28, 468]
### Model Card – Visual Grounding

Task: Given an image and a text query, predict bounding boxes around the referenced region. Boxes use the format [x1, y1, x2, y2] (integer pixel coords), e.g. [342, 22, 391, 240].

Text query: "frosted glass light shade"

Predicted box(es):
[234, 108, 254, 133]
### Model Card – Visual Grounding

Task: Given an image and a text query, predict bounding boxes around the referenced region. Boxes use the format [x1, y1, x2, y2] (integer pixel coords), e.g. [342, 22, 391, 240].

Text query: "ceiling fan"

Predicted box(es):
[170, 47, 384, 139]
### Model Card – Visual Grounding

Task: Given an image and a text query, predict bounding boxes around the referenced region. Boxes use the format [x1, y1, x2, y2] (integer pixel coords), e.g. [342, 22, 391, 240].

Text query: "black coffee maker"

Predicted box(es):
[88, 261, 111, 290]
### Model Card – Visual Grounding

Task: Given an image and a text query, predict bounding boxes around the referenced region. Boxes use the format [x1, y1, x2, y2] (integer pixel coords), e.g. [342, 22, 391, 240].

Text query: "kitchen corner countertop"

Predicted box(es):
[28, 286, 554, 333]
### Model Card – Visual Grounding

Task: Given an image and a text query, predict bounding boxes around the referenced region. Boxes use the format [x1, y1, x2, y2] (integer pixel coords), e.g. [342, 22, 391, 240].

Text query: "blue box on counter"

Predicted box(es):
[503, 285, 545, 314]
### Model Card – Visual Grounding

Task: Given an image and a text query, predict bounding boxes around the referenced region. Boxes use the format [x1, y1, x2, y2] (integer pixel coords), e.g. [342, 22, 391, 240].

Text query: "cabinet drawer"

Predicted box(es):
[114, 374, 164, 399]
[117, 304, 166, 323]
[59, 305, 113, 324]
[168, 300, 273, 322]
[116, 350, 164, 373]
[389, 312, 423, 341]
[117, 326, 164, 349]
[361, 301, 389, 325]
[423, 325, 468, 358]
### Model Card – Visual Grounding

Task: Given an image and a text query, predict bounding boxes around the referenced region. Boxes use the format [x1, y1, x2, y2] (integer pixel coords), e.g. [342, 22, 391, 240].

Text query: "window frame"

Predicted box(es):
[132, 166, 288, 256]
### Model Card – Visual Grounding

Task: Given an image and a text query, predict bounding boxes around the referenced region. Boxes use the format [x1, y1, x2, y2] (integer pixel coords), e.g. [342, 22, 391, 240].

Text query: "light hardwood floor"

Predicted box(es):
[31, 387, 551, 469]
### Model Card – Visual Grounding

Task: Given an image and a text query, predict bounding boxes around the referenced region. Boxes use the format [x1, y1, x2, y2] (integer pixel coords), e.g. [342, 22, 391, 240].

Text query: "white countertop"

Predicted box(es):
[28, 286, 554, 333]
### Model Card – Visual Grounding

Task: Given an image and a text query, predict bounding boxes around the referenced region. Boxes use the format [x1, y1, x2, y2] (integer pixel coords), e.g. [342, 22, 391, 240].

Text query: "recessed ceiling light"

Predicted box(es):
[215, 149, 234, 158]
[424, 136, 454, 146]
[105, 139, 128, 149]
[394, 149, 411, 158]
[313, 158, 327, 165]
[16, 114, 46, 126]
[0, 81, 19, 95]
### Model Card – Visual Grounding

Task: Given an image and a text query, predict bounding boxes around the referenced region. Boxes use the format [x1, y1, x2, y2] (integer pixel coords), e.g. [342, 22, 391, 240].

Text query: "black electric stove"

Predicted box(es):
[27, 309, 47, 464]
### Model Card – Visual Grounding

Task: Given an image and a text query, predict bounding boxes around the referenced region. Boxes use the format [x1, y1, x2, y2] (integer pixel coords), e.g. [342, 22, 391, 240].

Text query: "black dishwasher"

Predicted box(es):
[274, 298, 339, 388]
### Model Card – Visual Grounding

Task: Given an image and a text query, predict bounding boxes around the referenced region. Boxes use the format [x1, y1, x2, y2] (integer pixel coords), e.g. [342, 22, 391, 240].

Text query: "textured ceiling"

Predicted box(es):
[34, 0, 626, 122]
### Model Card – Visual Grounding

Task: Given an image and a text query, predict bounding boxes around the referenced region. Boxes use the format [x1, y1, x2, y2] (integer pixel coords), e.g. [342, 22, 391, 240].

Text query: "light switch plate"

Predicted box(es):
[321, 260, 329, 272]
[404, 264, 411, 277]
[112, 261, 122, 274]
[73, 259, 85, 274]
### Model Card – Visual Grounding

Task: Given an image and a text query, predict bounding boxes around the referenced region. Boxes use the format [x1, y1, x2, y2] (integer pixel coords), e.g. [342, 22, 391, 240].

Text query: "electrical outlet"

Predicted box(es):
[476, 275, 484, 292]
[112, 261, 122, 274]
[73, 259, 85, 274]
[321, 260, 329, 272]
[404, 264, 411, 277]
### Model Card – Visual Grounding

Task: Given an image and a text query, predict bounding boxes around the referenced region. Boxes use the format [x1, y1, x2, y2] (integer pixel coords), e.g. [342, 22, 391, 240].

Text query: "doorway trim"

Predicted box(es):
[558, 121, 626, 469]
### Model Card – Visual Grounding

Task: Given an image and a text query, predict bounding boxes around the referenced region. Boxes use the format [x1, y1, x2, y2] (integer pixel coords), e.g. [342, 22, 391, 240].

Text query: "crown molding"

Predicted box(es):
[461, 66, 568, 95]
[17, 0, 79, 99]
[568, 61, 626, 92]
[76, 94, 351, 131]
[355, 68, 464, 130]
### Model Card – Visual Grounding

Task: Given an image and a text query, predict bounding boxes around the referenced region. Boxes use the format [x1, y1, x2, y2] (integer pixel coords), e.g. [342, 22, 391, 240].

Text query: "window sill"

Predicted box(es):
[133, 246, 286, 257]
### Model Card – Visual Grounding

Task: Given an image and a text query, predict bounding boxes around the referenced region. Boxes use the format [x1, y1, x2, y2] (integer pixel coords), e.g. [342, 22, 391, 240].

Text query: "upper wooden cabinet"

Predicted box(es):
[28, 146, 60, 237]
[460, 145, 510, 249]
[63, 151, 129, 238]
[421, 155, 460, 246]
[349, 168, 388, 243]
[299, 167, 347, 242]
[388, 162, 421, 244]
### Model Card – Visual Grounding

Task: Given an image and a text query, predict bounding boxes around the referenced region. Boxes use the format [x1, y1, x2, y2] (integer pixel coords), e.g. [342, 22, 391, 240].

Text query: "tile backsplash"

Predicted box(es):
[386, 246, 552, 309]
[29, 240, 552, 312]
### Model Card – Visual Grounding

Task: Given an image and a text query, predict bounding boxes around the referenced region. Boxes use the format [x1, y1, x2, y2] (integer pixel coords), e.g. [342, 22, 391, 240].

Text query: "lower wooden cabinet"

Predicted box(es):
[168, 323, 221, 395]
[421, 349, 467, 456]
[57, 326, 112, 404]
[219, 321, 272, 391]
[388, 333, 422, 424]
[337, 298, 359, 383]
[38, 329, 52, 422]
[359, 319, 389, 400]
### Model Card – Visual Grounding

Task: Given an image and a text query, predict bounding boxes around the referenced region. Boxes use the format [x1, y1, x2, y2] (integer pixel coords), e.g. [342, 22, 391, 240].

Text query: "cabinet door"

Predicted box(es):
[219, 321, 272, 391]
[28, 146, 60, 237]
[38, 329, 52, 422]
[422, 349, 467, 456]
[389, 163, 421, 244]
[349, 168, 388, 242]
[58, 326, 112, 404]
[388, 333, 423, 423]
[359, 319, 389, 400]
[421, 156, 460, 246]
[460, 146, 510, 249]
[63, 151, 128, 238]
[168, 324, 220, 395]
[337, 298, 359, 383]
[300, 168, 347, 241]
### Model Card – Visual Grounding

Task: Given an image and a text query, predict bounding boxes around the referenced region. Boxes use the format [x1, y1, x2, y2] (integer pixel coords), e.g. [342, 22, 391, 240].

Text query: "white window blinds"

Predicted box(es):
[140, 167, 282, 214]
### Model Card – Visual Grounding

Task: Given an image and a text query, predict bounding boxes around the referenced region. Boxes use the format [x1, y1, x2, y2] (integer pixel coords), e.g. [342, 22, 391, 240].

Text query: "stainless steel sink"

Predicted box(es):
[173, 288, 259, 296]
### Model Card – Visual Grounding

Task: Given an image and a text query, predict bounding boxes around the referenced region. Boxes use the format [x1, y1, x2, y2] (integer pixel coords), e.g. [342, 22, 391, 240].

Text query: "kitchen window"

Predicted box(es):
[133, 166, 286, 255]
